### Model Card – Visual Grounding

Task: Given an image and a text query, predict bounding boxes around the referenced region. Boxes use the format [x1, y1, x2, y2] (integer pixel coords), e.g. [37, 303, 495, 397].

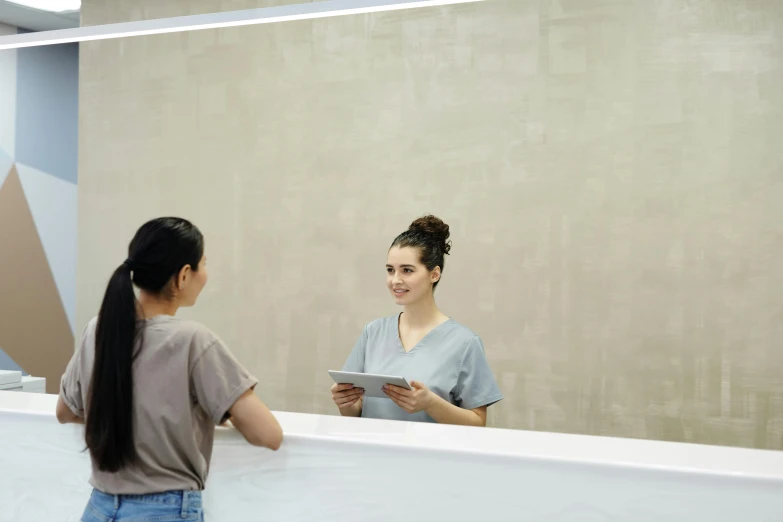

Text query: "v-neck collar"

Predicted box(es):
[394, 312, 453, 354]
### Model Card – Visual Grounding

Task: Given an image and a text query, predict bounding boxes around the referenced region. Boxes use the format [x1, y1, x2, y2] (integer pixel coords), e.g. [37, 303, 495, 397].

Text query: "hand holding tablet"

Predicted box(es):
[328, 370, 412, 399]
[330, 382, 364, 409]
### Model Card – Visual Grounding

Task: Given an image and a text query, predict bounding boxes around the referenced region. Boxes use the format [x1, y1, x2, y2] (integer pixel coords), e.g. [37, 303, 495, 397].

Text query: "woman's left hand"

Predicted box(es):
[383, 381, 434, 414]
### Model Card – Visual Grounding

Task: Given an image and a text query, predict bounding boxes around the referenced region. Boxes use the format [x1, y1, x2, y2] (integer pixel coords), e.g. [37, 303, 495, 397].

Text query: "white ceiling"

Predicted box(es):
[0, 0, 79, 31]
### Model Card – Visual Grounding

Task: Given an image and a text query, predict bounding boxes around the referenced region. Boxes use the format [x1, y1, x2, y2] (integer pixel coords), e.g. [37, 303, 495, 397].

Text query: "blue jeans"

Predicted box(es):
[81, 489, 204, 521]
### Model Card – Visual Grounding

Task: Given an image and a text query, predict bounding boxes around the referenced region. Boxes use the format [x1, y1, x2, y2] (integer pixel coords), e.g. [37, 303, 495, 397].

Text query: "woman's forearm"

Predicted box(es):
[339, 398, 363, 417]
[424, 394, 484, 426]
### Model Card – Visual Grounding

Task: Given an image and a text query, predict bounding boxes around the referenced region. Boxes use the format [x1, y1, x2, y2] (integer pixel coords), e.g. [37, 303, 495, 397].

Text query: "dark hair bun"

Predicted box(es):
[408, 215, 451, 255]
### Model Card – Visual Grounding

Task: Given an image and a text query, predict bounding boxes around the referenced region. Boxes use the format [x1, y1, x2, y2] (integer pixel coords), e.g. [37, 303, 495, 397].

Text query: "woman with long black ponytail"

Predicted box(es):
[57, 217, 282, 521]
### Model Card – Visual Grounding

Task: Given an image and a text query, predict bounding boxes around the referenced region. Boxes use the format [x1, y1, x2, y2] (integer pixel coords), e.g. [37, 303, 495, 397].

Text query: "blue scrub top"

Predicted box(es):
[342, 314, 503, 423]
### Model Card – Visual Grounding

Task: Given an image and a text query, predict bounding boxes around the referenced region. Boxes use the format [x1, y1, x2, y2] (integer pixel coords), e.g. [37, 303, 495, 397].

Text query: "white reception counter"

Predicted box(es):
[2, 391, 782, 521]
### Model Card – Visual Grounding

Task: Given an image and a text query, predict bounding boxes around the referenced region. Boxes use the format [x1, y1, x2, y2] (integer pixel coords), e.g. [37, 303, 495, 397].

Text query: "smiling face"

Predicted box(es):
[386, 246, 441, 306]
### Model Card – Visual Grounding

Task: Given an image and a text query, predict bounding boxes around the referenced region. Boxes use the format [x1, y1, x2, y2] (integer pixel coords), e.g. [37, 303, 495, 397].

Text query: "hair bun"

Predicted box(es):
[408, 215, 451, 255]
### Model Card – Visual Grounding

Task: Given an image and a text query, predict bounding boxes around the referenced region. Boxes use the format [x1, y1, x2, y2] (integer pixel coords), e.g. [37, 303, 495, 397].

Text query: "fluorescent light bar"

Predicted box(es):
[0, 0, 485, 50]
[7, 0, 80, 13]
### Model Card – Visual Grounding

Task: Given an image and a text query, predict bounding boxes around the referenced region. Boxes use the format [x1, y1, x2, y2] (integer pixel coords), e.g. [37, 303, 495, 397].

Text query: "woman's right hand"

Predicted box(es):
[331, 383, 364, 410]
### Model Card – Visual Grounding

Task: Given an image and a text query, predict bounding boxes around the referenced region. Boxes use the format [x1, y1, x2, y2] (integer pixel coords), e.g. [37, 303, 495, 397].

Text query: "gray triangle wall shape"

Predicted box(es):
[0, 346, 25, 374]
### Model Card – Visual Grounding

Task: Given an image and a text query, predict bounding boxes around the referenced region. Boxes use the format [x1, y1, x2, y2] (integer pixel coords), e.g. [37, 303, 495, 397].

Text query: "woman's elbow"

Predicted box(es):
[228, 390, 284, 450]
[266, 431, 283, 451]
[55, 398, 78, 424]
[265, 426, 284, 451]
[470, 407, 488, 427]
[247, 427, 283, 451]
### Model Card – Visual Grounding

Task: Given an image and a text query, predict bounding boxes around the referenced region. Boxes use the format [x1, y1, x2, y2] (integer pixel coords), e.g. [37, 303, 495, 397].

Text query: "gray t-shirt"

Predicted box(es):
[60, 315, 257, 495]
[342, 314, 503, 423]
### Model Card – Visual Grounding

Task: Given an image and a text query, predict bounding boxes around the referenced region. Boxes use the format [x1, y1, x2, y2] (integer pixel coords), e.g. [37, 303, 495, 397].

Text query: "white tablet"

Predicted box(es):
[328, 370, 412, 399]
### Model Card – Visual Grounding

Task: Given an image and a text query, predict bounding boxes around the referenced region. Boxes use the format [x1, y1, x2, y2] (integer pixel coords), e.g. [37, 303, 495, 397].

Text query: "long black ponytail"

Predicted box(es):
[86, 262, 138, 472]
[85, 217, 204, 473]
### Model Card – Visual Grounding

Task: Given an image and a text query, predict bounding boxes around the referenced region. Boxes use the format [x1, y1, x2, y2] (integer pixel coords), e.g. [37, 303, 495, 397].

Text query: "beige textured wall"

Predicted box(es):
[81, 0, 314, 25]
[78, 0, 783, 449]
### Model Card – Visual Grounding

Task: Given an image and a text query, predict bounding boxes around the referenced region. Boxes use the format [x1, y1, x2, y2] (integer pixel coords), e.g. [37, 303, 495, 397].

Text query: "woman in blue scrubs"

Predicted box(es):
[331, 215, 503, 426]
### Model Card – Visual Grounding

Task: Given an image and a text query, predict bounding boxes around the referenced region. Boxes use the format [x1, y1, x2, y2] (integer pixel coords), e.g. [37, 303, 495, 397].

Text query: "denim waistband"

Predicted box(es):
[93, 488, 202, 511]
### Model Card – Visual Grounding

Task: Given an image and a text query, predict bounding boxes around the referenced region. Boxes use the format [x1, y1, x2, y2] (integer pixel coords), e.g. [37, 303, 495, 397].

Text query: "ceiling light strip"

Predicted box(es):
[0, 0, 486, 50]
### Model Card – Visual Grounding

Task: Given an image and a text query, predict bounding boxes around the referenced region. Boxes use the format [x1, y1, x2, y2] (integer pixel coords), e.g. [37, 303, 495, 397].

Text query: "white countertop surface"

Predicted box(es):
[4, 391, 783, 521]
[3, 390, 783, 483]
